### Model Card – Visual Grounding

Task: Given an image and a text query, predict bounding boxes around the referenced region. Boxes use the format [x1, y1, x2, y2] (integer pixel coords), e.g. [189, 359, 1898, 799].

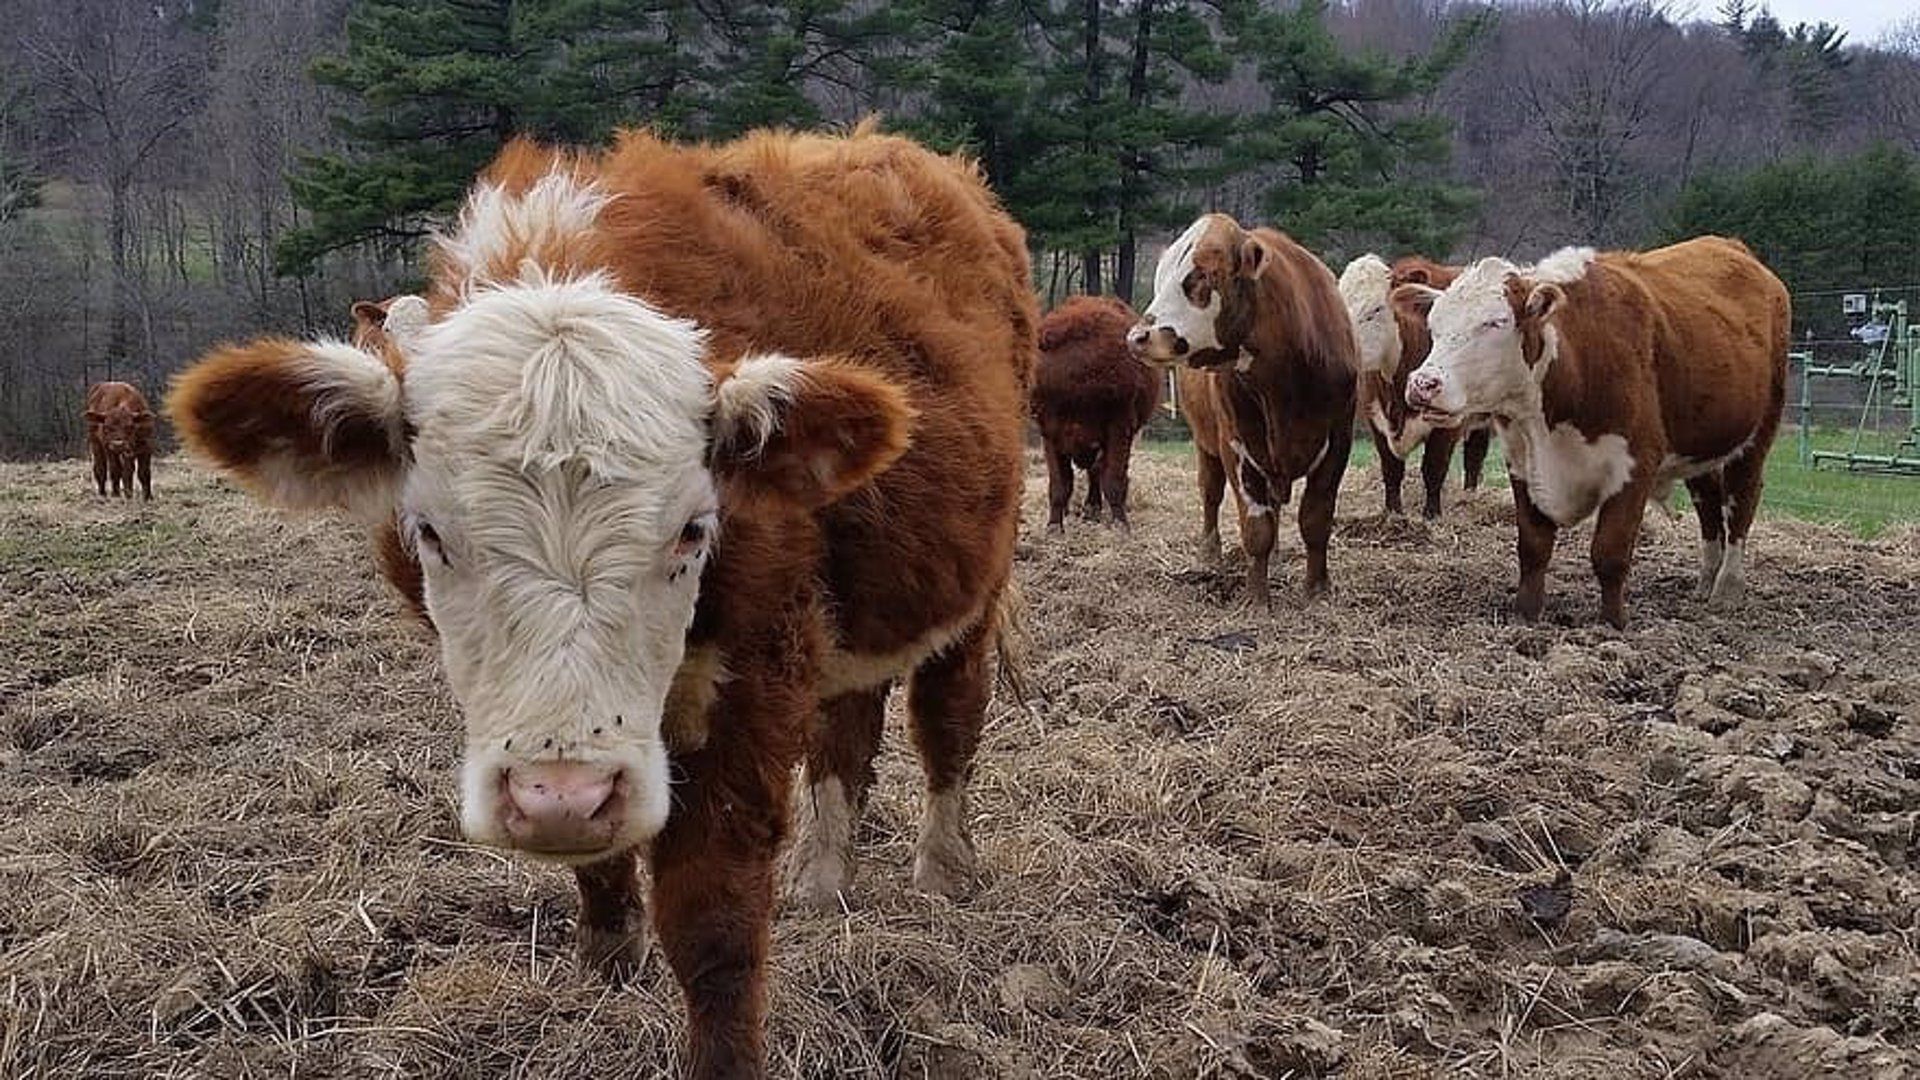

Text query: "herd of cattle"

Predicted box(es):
[60, 126, 1787, 1077]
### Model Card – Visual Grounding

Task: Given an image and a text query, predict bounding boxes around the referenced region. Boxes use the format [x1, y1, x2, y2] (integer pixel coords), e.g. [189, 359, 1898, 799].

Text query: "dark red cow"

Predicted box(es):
[1033, 295, 1162, 534]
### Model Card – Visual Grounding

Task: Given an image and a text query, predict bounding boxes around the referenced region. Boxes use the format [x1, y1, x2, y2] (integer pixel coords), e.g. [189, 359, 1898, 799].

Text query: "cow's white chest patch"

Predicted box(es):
[1505, 420, 1635, 526]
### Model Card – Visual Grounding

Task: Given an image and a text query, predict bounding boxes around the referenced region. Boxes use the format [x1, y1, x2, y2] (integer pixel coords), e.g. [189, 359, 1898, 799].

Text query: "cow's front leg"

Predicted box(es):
[1590, 482, 1652, 630]
[1298, 427, 1350, 599]
[652, 729, 793, 1078]
[575, 847, 647, 983]
[1510, 478, 1558, 622]
[91, 445, 108, 496]
[789, 685, 888, 910]
[1044, 445, 1072, 535]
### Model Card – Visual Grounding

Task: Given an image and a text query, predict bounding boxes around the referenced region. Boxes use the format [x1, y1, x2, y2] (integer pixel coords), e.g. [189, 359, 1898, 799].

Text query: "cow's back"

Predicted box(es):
[458, 128, 1036, 656]
[1035, 296, 1159, 429]
[1613, 237, 1789, 459]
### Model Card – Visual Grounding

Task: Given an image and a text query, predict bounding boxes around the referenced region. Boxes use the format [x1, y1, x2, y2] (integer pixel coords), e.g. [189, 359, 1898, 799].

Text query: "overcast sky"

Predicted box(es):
[1701, 0, 1914, 43]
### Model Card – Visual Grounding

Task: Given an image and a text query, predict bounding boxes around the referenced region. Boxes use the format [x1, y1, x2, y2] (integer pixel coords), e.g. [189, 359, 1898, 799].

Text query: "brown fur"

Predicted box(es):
[1160, 215, 1356, 608]
[1032, 295, 1162, 532]
[1404, 236, 1788, 628]
[84, 382, 155, 500]
[168, 126, 1036, 1078]
[1360, 257, 1492, 517]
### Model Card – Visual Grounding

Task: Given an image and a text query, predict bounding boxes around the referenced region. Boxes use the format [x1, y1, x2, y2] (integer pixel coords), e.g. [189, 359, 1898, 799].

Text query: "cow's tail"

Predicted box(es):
[990, 576, 1034, 706]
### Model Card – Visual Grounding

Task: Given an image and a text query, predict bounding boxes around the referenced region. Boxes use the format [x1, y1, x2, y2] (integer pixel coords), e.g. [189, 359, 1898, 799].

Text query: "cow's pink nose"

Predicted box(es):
[500, 761, 624, 854]
[1407, 371, 1442, 407]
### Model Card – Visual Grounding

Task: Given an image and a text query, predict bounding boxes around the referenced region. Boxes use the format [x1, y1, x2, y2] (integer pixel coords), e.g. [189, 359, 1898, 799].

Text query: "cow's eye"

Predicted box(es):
[674, 511, 718, 557]
[1483, 318, 1508, 331]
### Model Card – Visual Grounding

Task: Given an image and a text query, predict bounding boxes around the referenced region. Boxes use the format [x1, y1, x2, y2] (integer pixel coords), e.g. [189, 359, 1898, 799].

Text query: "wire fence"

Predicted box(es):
[1776, 285, 1920, 535]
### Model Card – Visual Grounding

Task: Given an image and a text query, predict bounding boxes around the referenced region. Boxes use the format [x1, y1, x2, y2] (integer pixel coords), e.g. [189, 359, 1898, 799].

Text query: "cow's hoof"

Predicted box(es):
[911, 841, 977, 899]
[786, 851, 854, 912]
[912, 789, 977, 898]
[577, 920, 648, 986]
[1045, 522, 1064, 537]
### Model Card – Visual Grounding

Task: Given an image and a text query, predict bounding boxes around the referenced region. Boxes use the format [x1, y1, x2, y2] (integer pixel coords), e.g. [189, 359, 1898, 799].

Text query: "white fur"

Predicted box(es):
[911, 786, 974, 896]
[381, 295, 431, 347]
[1409, 258, 1532, 421]
[1142, 218, 1224, 356]
[715, 355, 805, 454]
[1533, 246, 1597, 285]
[1230, 438, 1273, 518]
[438, 172, 612, 292]
[790, 775, 856, 908]
[1710, 541, 1746, 606]
[1339, 255, 1402, 377]
[1696, 539, 1726, 600]
[818, 595, 990, 699]
[397, 274, 721, 860]
[1501, 418, 1635, 527]
[254, 341, 409, 520]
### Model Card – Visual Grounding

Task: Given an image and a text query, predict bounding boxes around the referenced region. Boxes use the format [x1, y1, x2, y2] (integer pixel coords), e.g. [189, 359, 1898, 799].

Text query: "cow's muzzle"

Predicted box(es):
[1127, 322, 1189, 365]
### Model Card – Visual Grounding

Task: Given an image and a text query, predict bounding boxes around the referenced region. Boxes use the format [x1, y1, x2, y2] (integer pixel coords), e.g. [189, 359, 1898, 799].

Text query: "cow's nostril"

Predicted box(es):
[500, 761, 625, 852]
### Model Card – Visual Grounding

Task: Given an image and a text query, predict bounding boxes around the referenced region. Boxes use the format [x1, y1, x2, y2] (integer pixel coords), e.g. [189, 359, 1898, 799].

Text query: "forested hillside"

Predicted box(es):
[2, 0, 1918, 454]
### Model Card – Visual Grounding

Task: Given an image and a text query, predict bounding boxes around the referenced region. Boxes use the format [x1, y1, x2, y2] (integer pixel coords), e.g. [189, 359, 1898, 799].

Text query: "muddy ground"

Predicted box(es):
[1, 449, 1915, 1078]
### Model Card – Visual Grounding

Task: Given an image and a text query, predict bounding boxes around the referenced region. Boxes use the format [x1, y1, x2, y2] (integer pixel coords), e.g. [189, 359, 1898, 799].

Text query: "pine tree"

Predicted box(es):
[276, 0, 701, 275]
[1222, 0, 1487, 262]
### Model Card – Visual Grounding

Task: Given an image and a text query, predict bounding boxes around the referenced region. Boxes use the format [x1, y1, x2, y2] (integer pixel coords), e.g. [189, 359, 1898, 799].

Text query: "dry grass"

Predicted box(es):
[1, 451, 1916, 1078]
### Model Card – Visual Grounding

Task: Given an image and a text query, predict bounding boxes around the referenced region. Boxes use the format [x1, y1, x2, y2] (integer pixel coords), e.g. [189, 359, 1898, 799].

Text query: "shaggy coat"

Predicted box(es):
[1032, 295, 1162, 532]
[85, 382, 155, 499]
[1398, 236, 1788, 627]
[1132, 214, 1357, 608]
[169, 126, 1036, 1078]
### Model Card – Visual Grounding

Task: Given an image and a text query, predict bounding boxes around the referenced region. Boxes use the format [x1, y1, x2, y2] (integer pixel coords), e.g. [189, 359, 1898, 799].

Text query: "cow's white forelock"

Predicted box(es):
[407, 275, 713, 479]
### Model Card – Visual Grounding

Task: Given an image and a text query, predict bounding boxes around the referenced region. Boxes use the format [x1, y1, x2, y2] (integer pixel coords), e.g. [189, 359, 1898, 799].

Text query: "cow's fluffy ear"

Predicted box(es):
[709, 355, 915, 510]
[167, 338, 407, 520]
[1237, 235, 1271, 279]
[1391, 282, 1443, 317]
[1524, 283, 1565, 321]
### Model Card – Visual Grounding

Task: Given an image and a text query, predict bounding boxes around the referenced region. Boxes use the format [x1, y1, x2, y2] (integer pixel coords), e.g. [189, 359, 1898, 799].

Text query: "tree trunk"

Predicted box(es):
[1081, 0, 1104, 296]
[1115, 0, 1157, 306]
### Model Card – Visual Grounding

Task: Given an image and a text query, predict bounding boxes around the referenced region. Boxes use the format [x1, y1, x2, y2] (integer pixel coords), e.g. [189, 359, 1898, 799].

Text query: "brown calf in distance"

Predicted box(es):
[1129, 213, 1357, 608]
[85, 382, 155, 499]
[1032, 295, 1162, 533]
[168, 126, 1035, 1078]
[1398, 237, 1788, 628]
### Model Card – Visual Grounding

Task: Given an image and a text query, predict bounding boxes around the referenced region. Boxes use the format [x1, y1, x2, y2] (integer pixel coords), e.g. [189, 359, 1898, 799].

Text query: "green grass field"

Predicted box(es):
[1143, 424, 1920, 538]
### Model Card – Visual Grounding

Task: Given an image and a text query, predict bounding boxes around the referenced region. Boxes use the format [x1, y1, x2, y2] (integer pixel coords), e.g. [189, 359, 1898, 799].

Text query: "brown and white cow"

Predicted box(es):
[1339, 254, 1490, 518]
[85, 381, 155, 499]
[1395, 237, 1788, 628]
[1032, 295, 1162, 533]
[1127, 213, 1356, 608]
[168, 126, 1036, 1078]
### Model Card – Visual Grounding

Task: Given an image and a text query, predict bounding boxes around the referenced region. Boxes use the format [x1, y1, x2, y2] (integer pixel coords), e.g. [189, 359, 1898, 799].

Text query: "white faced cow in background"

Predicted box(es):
[1395, 236, 1788, 628]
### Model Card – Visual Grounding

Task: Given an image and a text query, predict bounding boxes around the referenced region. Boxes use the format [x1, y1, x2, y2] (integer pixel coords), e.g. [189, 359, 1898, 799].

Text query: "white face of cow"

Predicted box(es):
[1402, 258, 1543, 425]
[169, 173, 916, 866]
[399, 278, 719, 859]
[1338, 255, 1400, 376]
